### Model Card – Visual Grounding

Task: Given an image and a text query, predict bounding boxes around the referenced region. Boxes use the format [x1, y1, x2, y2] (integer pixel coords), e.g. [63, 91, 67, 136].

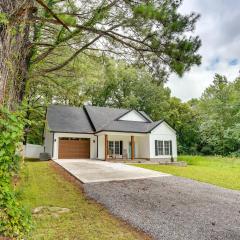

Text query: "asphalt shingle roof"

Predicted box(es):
[102, 120, 162, 133]
[84, 105, 128, 132]
[46, 105, 94, 133]
[46, 104, 162, 133]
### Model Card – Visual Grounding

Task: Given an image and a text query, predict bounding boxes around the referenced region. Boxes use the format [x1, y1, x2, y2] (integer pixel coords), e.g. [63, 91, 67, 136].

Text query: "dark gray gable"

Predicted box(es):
[100, 120, 161, 133]
[47, 105, 94, 133]
[84, 105, 128, 131]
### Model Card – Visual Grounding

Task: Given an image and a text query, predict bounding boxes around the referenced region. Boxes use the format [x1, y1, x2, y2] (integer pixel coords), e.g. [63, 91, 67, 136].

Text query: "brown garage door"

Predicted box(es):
[58, 138, 90, 159]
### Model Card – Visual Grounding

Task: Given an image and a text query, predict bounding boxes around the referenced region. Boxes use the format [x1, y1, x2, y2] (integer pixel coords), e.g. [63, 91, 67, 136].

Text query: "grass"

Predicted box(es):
[132, 155, 240, 190]
[19, 160, 149, 240]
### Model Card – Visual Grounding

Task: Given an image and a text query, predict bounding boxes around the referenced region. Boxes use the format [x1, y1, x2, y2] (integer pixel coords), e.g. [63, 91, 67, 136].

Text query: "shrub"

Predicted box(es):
[0, 107, 32, 238]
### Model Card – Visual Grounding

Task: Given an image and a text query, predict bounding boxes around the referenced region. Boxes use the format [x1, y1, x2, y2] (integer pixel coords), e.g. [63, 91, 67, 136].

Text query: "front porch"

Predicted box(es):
[96, 132, 150, 161]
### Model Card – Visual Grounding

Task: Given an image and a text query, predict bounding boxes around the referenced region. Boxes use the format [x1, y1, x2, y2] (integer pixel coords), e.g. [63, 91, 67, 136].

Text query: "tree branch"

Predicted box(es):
[42, 35, 103, 73]
[35, 0, 71, 32]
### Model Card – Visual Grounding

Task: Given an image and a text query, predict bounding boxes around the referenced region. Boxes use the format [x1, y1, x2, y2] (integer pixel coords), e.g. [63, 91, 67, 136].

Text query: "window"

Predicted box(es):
[155, 140, 172, 156]
[115, 141, 120, 155]
[108, 141, 123, 156]
[164, 141, 170, 155]
[155, 141, 164, 155]
[109, 141, 114, 155]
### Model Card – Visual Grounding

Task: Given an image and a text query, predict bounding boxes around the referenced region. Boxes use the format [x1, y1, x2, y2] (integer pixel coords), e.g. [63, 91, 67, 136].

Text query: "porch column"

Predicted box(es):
[105, 134, 108, 160]
[131, 136, 135, 160]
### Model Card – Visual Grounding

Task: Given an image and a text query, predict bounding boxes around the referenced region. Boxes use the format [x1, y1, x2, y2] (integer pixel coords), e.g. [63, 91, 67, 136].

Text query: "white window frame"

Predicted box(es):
[156, 141, 164, 155]
[155, 140, 172, 156]
[164, 141, 170, 155]
[108, 141, 121, 155]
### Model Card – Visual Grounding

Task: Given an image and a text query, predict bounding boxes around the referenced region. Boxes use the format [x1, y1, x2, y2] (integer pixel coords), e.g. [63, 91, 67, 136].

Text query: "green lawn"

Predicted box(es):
[132, 155, 240, 190]
[19, 160, 149, 240]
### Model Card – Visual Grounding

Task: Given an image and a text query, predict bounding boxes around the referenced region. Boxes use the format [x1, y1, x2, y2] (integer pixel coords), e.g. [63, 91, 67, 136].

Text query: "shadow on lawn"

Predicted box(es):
[24, 158, 47, 162]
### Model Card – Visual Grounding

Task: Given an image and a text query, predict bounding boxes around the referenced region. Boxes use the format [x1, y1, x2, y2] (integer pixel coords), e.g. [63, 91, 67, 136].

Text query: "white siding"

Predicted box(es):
[149, 122, 177, 160]
[98, 135, 105, 160]
[52, 133, 97, 159]
[119, 110, 147, 122]
[137, 135, 150, 159]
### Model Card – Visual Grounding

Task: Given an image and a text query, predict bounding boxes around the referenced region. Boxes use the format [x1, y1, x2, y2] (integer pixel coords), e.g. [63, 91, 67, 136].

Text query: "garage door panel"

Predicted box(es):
[58, 139, 90, 159]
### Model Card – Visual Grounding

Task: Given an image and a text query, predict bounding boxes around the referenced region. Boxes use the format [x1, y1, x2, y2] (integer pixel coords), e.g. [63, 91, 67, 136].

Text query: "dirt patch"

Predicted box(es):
[32, 206, 71, 218]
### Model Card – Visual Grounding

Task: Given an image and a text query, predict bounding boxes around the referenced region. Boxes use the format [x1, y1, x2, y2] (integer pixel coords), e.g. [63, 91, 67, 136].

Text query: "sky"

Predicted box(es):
[166, 0, 240, 101]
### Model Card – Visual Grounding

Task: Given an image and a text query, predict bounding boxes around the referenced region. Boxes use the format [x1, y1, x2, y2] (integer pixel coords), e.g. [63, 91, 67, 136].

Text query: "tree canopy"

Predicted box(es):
[196, 74, 240, 155]
[0, 0, 201, 107]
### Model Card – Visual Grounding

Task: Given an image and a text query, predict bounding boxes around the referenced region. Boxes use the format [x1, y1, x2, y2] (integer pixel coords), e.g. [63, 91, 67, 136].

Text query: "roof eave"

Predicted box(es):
[49, 130, 95, 134]
[95, 129, 149, 134]
[148, 120, 177, 133]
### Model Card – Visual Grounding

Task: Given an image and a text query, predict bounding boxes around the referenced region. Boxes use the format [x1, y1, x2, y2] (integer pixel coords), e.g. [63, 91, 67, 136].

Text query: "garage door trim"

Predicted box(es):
[58, 137, 90, 159]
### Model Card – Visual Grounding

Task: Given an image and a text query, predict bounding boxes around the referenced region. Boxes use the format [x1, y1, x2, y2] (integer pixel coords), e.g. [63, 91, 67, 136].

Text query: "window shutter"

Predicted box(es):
[155, 140, 158, 156]
[170, 141, 172, 155]
[120, 141, 123, 155]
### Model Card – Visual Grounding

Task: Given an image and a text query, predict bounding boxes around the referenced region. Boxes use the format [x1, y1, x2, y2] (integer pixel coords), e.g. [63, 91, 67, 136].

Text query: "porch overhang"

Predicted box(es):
[96, 131, 150, 161]
[95, 131, 148, 137]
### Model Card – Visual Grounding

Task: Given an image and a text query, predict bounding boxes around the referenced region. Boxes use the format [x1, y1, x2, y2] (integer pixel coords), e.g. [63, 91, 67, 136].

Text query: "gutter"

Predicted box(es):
[49, 131, 94, 134]
[52, 132, 54, 157]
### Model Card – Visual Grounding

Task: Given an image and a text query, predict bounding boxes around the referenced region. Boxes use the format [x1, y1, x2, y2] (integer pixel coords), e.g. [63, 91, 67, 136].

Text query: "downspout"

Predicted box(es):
[97, 135, 98, 159]
[52, 132, 55, 158]
[42, 107, 48, 146]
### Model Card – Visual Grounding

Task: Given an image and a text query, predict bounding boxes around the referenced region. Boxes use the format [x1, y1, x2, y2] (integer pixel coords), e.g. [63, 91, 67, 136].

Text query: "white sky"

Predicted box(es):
[166, 0, 240, 101]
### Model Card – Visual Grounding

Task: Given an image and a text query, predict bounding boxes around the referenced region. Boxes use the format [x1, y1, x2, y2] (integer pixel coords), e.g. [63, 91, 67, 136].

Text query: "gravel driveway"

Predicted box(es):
[84, 176, 240, 240]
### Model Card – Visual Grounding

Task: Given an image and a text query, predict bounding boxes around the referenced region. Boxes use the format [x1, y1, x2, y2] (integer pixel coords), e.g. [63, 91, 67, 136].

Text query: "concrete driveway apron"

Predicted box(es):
[54, 159, 170, 183]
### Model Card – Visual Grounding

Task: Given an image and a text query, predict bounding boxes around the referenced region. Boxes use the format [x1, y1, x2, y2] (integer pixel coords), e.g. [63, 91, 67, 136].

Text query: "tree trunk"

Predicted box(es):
[0, 0, 34, 108]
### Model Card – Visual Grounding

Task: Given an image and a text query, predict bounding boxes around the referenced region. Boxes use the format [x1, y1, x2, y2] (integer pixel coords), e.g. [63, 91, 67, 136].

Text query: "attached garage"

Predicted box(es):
[58, 138, 90, 159]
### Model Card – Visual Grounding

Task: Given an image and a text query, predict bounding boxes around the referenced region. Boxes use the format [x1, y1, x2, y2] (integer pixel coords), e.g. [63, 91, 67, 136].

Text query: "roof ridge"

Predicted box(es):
[83, 106, 96, 132]
[85, 105, 130, 111]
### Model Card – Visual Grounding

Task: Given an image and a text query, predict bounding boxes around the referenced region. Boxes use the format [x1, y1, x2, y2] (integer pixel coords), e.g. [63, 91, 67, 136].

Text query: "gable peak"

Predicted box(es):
[118, 110, 148, 122]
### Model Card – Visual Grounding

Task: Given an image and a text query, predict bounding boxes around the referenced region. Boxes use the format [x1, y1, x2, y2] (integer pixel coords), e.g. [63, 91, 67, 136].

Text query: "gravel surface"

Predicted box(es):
[84, 176, 240, 240]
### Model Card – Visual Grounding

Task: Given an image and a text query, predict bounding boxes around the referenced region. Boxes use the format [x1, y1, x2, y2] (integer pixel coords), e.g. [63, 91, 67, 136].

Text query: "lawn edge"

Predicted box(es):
[131, 163, 240, 192]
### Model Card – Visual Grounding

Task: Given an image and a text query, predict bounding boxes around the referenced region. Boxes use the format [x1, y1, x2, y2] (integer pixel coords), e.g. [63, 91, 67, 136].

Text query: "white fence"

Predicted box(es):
[24, 144, 44, 159]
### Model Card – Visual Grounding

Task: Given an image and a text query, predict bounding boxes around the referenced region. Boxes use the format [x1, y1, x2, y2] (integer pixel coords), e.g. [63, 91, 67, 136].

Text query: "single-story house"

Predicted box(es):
[44, 105, 177, 162]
